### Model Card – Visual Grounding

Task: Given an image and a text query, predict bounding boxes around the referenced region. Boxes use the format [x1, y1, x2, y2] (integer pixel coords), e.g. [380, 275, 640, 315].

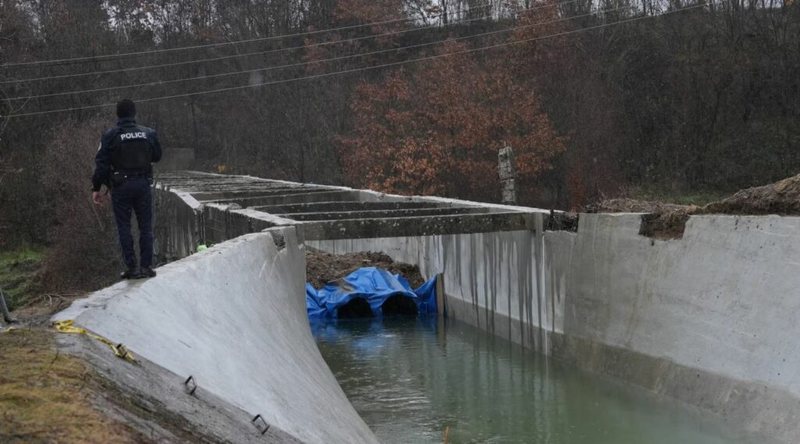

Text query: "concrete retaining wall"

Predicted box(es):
[310, 213, 800, 442]
[54, 228, 377, 444]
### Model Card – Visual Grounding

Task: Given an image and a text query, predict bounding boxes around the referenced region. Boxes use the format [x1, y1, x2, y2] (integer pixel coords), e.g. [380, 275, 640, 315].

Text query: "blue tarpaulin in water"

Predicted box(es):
[306, 267, 437, 319]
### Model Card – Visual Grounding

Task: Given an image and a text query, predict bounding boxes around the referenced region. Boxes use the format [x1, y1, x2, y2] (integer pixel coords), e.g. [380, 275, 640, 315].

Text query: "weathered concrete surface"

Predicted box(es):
[543, 213, 800, 442]
[152, 171, 800, 442]
[54, 229, 378, 444]
[310, 213, 800, 442]
[57, 333, 302, 444]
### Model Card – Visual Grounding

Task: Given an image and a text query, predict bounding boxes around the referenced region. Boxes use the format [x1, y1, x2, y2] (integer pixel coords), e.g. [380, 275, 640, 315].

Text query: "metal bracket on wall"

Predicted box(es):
[251, 414, 270, 435]
[183, 375, 198, 396]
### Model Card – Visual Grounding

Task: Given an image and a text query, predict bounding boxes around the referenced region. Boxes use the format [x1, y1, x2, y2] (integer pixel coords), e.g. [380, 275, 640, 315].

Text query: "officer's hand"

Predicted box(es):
[92, 191, 105, 206]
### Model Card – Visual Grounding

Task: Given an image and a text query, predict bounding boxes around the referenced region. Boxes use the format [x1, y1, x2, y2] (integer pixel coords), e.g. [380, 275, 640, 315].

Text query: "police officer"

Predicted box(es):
[91, 99, 162, 279]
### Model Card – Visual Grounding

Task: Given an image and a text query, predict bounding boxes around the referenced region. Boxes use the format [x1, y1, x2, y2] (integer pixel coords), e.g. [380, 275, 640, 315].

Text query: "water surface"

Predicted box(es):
[313, 316, 761, 444]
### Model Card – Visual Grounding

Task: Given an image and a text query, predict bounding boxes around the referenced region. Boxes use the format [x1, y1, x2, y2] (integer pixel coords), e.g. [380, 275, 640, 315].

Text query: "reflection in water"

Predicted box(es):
[312, 316, 760, 444]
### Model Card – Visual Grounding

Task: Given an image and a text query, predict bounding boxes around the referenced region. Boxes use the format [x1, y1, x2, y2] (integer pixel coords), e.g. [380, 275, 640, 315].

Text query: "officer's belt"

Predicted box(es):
[115, 171, 150, 178]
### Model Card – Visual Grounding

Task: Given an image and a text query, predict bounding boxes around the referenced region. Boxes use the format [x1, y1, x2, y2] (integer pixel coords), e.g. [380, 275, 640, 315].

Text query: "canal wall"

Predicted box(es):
[146, 172, 800, 442]
[53, 228, 378, 444]
[312, 212, 800, 442]
[545, 213, 800, 442]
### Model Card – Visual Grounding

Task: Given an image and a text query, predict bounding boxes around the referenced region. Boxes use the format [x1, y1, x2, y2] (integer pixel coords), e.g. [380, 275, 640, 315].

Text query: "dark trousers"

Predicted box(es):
[111, 177, 154, 269]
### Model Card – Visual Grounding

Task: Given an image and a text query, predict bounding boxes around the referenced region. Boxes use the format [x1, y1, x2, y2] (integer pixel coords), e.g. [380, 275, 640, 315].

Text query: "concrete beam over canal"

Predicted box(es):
[279, 206, 488, 221]
[251, 200, 445, 214]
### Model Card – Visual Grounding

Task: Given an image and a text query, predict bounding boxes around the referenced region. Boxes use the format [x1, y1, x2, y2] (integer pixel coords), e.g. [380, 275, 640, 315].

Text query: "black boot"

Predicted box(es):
[120, 267, 139, 280]
[138, 267, 156, 278]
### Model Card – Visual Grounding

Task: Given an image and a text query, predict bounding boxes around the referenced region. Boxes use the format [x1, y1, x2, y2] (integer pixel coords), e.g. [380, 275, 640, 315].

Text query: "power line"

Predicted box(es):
[1, 4, 708, 119]
[3, 4, 630, 103]
[0, 1, 578, 85]
[0, 2, 501, 68]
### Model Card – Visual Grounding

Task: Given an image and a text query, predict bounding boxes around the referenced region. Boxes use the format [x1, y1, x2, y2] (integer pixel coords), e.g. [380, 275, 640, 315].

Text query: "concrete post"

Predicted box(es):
[498, 146, 517, 205]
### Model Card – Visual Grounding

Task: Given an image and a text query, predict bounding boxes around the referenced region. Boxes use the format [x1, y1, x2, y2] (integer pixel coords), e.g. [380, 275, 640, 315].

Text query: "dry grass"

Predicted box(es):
[0, 328, 143, 443]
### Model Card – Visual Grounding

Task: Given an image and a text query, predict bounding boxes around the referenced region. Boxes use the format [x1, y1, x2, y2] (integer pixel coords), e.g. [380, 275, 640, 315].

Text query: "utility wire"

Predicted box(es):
[3, 3, 632, 102]
[0, 1, 577, 85]
[2, 4, 708, 119]
[0, 2, 503, 68]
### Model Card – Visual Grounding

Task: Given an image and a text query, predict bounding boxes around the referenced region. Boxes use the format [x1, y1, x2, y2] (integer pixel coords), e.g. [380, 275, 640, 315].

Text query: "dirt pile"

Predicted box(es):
[586, 198, 697, 214]
[306, 250, 425, 289]
[588, 173, 800, 239]
[703, 173, 800, 215]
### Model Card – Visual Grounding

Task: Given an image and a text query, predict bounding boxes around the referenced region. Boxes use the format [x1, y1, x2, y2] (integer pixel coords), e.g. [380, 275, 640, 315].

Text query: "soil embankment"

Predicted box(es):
[0, 328, 146, 443]
[589, 173, 800, 239]
[306, 249, 425, 289]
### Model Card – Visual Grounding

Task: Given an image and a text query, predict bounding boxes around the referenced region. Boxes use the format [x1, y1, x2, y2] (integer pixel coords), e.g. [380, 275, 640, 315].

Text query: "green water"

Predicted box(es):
[312, 316, 762, 444]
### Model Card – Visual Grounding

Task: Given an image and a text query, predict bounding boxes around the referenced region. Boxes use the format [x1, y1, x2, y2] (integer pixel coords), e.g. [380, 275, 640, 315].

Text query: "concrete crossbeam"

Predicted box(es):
[191, 187, 336, 201]
[192, 189, 352, 202]
[280, 206, 489, 221]
[297, 212, 536, 240]
[252, 200, 444, 214]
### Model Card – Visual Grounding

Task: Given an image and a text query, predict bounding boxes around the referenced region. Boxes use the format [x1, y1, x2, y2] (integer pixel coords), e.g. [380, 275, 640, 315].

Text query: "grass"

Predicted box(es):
[0, 246, 45, 310]
[0, 328, 143, 443]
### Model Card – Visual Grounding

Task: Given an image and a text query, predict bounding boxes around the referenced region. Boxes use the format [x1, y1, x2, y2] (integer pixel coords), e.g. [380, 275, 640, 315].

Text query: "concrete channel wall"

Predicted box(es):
[54, 228, 378, 444]
[311, 213, 800, 442]
[545, 213, 800, 442]
[146, 172, 799, 442]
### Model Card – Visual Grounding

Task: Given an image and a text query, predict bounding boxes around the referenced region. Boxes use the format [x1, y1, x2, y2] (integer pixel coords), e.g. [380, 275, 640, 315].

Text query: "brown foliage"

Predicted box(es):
[338, 40, 565, 202]
[39, 118, 122, 293]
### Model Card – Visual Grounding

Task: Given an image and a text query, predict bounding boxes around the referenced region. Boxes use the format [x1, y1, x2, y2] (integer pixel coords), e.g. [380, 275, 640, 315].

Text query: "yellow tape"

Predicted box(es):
[53, 320, 137, 363]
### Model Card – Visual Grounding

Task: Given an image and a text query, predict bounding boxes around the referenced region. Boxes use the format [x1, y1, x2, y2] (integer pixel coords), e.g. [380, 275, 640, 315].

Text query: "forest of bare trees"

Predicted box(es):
[1, 0, 798, 260]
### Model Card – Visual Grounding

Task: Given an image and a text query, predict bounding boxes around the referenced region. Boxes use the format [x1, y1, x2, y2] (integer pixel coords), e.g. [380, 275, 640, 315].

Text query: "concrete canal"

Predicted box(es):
[121, 172, 799, 443]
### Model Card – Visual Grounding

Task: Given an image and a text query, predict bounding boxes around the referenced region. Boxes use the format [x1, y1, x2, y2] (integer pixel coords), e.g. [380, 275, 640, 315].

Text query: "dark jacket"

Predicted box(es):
[92, 117, 162, 191]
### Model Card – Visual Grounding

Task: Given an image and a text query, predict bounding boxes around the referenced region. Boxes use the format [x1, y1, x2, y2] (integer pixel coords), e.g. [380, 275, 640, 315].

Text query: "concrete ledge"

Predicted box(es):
[252, 201, 444, 214]
[281, 206, 489, 221]
[298, 212, 537, 240]
[208, 190, 360, 207]
[193, 187, 337, 201]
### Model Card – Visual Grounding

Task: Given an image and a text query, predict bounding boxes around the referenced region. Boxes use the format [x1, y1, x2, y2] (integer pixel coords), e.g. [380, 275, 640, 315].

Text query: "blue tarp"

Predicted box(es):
[306, 267, 437, 319]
